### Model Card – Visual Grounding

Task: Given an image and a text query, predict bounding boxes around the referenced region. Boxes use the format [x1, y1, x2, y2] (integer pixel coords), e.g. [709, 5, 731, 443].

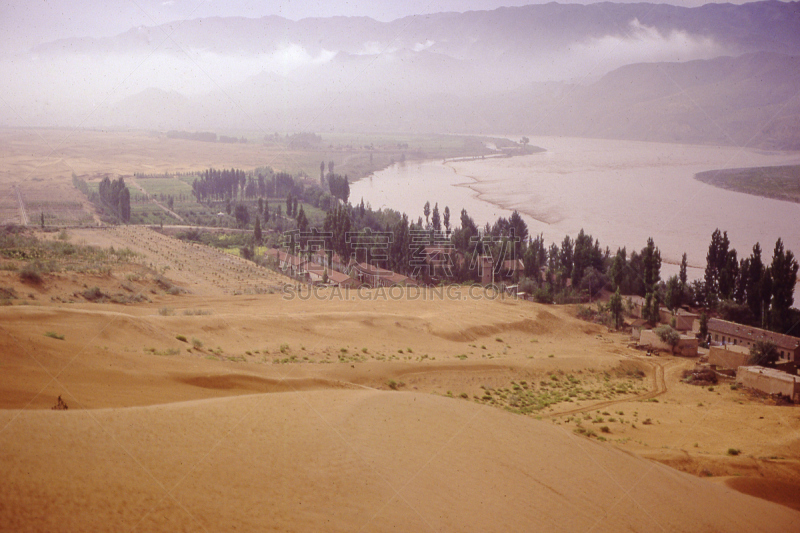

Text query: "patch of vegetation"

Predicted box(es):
[44, 331, 65, 340]
[695, 165, 800, 204]
[175, 335, 187, 342]
[143, 347, 180, 356]
[387, 379, 405, 390]
[19, 263, 47, 284]
[82, 286, 105, 301]
[474, 368, 647, 414]
[727, 448, 741, 456]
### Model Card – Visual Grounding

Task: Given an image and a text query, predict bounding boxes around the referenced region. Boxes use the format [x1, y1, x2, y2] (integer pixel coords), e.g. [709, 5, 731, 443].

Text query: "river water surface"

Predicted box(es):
[351, 136, 800, 285]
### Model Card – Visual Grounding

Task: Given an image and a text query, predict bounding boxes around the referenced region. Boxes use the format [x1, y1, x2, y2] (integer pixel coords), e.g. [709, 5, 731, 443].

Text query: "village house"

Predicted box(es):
[708, 344, 750, 372]
[658, 307, 699, 332]
[304, 263, 361, 288]
[736, 366, 800, 402]
[707, 318, 800, 362]
[265, 249, 307, 277]
[347, 260, 416, 288]
[311, 249, 348, 273]
[638, 329, 698, 357]
[627, 296, 646, 318]
[478, 256, 524, 285]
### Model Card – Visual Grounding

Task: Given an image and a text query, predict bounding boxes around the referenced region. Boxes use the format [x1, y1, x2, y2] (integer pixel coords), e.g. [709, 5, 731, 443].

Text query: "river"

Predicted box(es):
[351, 136, 800, 287]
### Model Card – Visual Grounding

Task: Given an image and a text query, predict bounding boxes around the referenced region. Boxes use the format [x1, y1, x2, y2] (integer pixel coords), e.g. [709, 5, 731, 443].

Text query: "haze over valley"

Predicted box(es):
[3, 1, 800, 147]
[2, 2, 800, 532]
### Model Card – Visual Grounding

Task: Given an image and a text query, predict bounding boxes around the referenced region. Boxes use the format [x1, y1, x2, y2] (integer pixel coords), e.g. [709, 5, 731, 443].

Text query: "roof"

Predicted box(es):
[708, 318, 800, 351]
[265, 249, 305, 268]
[306, 263, 357, 284]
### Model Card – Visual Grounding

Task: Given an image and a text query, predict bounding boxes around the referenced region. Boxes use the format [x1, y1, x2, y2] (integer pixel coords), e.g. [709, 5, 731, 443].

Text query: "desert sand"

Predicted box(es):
[1, 131, 799, 531]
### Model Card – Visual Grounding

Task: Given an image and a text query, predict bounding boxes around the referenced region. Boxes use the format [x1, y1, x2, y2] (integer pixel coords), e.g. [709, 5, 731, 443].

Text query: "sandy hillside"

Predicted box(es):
[2, 390, 799, 533]
[1, 225, 799, 530]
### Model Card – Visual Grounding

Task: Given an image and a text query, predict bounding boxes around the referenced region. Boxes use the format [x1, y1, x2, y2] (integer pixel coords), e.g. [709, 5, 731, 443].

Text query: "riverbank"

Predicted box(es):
[695, 164, 800, 204]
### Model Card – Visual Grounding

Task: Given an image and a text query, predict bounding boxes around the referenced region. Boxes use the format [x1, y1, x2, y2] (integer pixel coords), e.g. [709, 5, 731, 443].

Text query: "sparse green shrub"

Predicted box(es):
[44, 331, 65, 340]
[158, 307, 174, 316]
[82, 286, 104, 301]
[176, 335, 187, 342]
[191, 337, 203, 348]
[19, 264, 42, 284]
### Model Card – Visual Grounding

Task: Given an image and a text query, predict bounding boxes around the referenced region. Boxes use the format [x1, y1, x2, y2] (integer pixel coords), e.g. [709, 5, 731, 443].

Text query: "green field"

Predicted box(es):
[695, 165, 800, 204]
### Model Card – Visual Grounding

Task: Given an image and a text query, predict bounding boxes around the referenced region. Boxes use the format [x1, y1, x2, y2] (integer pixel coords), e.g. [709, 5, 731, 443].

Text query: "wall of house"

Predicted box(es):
[708, 346, 750, 370]
[737, 367, 800, 400]
[639, 330, 698, 356]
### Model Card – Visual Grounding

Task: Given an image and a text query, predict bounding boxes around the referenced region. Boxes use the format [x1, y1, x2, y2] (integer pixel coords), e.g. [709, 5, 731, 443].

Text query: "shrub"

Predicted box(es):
[727, 448, 741, 456]
[44, 331, 65, 340]
[176, 335, 187, 342]
[191, 337, 203, 348]
[19, 264, 42, 284]
[749, 340, 780, 367]
[654, 325, 680, 352]
[82, 286, 104, 301]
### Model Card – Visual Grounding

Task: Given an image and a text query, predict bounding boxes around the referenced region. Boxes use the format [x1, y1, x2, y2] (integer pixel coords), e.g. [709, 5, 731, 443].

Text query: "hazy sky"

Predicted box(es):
[1, 0, 763, 53]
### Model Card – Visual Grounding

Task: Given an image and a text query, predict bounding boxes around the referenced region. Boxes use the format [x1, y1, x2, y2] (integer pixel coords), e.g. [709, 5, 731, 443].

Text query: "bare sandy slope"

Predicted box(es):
[2, 227, 800, 531]
[2, 389, 799, 533]
[1, 292, 800, 531]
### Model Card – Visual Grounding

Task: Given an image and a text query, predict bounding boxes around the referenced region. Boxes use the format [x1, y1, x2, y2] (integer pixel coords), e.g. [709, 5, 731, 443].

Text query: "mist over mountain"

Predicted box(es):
[3, 1, 800, 147]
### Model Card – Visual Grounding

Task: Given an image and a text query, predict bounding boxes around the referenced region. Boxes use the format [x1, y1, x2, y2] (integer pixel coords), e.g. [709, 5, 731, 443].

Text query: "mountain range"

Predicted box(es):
[3, 1, 800, 147]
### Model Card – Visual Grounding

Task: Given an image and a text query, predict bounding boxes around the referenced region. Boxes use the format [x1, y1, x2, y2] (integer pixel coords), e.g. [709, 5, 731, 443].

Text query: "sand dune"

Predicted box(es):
[1, 390, 798, 532]
[2, 260, 800, 529]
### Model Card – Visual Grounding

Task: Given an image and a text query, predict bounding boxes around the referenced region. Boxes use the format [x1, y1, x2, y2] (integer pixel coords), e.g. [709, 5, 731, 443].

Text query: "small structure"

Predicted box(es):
[305, 263, 361, 288]
[639, 329, 698, 357]
[708, 318, 800, 362]
[627, 296, 646, 318]
[736, 366, 800, 402]
[265, 249, 306, 277]
[658, 308, 699, 331]
[347, 260, 417, 288]
[708, 344, 750, 371]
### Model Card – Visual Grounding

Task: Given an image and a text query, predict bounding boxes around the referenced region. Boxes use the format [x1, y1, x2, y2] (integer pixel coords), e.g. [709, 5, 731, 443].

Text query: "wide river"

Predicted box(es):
[351, 136, 800, 286]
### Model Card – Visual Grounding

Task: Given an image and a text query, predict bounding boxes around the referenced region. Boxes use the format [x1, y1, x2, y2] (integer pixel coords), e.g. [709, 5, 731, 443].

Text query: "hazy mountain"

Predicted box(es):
[3, 1, 800, 147]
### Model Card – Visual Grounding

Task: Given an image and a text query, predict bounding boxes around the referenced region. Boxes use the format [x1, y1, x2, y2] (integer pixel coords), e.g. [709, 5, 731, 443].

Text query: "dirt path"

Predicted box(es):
[127, 176, 184, 222]
[13, 184, 28, 226]
[548, 355, 672, 417]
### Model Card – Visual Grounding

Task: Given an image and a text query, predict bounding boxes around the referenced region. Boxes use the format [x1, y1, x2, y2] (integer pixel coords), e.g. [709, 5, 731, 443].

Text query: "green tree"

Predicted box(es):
[234, 204, 249, 227]
[253, 216, 262, 243]
[609, 288, 623, 329]
[768, 238, 798, 333]
[654, 325, 680, 354]
[431, 203, 441, 232]
[749, 340, 780, 367]
[423, 201, 431, 227]
[296, 205, 309, 232]
[679, 253, 688, 290]
[698, 311, 709, 342]
[443, 206, 451, 235]
[665, 275, 681, 311]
